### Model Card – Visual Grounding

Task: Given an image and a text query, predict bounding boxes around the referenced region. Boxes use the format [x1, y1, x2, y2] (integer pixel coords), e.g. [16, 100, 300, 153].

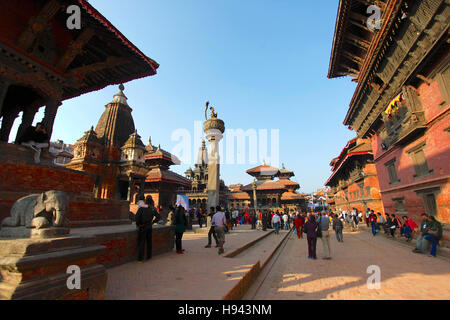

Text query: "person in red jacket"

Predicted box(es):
[401, 215, 419, 242]
[369, 210, 378, 236]
[294, 214, 305, 239]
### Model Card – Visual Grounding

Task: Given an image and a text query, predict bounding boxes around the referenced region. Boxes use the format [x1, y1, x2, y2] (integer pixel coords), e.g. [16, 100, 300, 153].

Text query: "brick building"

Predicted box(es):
[325, 138, 385, 214]
[49, 140, 74, 165]
[328, 0, 449, 225]
[227, 184, 251, 210]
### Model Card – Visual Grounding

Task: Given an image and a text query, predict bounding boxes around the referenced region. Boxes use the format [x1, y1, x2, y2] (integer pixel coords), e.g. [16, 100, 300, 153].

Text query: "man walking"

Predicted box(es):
[256, 210, 262, 230]
[211, 206, 227, 255]
[318, 213, 331, 259]
[262, 210, 268, 231]
[369, 210, 378, 236]
[282, 212, 289, 230]
[272, 212, 281, 234]
[205, 207, 219, 248]
[250, 210, 257, 229]
[332, 214, 344, 242]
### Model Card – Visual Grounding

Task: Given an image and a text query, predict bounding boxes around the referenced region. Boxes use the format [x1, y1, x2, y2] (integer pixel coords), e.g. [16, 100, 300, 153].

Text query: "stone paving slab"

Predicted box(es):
[250, 227, 450, 300]
[104, 225, 288, 300]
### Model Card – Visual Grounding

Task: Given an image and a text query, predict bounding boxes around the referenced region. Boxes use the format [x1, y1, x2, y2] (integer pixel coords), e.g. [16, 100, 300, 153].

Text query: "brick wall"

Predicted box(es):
[0, 162, 95, 194]
[93, 225, 175, 268]
[0, 157, 132, 227]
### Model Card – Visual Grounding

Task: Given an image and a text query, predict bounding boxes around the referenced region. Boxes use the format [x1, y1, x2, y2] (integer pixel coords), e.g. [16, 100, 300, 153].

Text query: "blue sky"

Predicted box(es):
[10, 0, 357, 193]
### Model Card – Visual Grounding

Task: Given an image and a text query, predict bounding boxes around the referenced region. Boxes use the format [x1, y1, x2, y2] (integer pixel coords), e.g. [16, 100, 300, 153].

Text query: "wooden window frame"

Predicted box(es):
[406, 141, 433, 179]
[384, 158, 400, 185]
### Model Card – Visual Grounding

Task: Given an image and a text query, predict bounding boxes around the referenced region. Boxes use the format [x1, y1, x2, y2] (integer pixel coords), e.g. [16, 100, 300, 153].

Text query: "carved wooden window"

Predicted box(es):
[415, 186, 441, 218]
[406, 141, 433, 178]
[423, 193, 438, 217]
[435, 63, 449, 107]
[393, 197, 406, 214]
[385, 158, 400, 184]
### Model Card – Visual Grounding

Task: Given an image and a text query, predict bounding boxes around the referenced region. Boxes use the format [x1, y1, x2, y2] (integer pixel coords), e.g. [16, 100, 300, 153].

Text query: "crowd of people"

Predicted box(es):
[335, 207, 443, 258]
[135, 199, 444, 262]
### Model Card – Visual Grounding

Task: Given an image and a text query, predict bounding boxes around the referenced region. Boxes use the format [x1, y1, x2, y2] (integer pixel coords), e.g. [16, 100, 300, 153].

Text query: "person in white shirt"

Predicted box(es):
[212, 206, 227, 254]
[365, 208, 371, 227]
[232, 210, 238, 228]
[272, 213, 281, 234]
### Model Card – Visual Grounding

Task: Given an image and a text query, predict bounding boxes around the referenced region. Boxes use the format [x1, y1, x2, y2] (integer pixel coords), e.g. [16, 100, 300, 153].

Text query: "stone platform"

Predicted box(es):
[72, 224, 175, 268]
[0, 234, 107, 300]
[105, 225, 290, 299]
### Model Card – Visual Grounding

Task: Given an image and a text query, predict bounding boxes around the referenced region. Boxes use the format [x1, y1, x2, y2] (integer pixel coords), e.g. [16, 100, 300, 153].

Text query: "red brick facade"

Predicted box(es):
[370, 81, 450, 224]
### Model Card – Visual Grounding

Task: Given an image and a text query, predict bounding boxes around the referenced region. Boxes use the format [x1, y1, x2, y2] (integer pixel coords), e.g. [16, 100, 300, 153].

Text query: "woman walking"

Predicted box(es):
[304, 215, 319, 259]
[174, 205, 187, 254]
[294, 214, 305, 238]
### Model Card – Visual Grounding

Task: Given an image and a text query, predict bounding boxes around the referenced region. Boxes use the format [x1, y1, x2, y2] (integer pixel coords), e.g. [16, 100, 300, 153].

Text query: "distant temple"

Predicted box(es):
[182, 139, 228, 210]
[241, 163, 306, 211]
[143, 139, 191, 209]
[227, 184, 251, 210]
[66, 85, 149, 201]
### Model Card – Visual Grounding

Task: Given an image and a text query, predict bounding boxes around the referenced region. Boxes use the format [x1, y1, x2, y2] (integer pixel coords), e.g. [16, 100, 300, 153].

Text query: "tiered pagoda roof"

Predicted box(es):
[0, 0, 159, 103]
[144, 138, 189, 188]
[246, 163, 280, 180]
[145, 138, 181, 168]
[325, 138, 373, 186]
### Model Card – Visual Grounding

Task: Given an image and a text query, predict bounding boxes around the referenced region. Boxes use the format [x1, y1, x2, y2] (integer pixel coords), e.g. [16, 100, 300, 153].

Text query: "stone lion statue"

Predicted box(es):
[1, 190, 69, 229]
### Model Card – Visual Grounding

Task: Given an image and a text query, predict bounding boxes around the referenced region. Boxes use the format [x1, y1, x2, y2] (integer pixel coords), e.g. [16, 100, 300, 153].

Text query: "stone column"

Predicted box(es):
[0, 108, 20, 142]
[0, 78, 10, 118]
[252, 179, 258, 212]
[205, 129, 223, 210]
[41, 99, 61, 141]
[127, 175, 133, 202]
[14, 106, 39, 143]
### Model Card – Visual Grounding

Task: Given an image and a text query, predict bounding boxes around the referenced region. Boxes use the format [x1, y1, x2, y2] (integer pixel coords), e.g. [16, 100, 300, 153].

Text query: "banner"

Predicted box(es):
[176, 195, 189, 211]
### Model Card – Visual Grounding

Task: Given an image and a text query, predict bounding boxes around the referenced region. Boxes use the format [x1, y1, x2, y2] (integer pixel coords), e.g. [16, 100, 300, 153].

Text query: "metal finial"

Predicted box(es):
[119, 83, 125, 91]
